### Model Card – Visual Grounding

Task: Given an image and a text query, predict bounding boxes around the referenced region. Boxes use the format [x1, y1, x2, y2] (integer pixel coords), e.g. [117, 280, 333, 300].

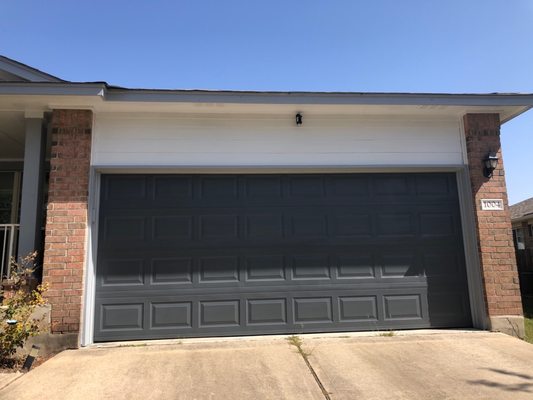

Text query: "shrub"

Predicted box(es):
[0, 252, 48, 366]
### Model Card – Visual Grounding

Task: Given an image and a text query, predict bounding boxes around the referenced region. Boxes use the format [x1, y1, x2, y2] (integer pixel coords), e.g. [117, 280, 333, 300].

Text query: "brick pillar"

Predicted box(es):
[463, 113, 524, 337]
[43, 110, 92, 336]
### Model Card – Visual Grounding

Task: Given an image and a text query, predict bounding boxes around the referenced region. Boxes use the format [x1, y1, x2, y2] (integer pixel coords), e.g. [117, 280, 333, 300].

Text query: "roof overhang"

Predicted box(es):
[0, 56, 63, 82]
[512, 215, 533, 224]
[0, 82, 532, 122]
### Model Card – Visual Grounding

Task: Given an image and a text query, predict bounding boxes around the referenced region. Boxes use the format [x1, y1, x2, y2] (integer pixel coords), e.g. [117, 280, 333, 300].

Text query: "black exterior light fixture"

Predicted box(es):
[295, 113, 303, 126]
[483, 151, 499, 178]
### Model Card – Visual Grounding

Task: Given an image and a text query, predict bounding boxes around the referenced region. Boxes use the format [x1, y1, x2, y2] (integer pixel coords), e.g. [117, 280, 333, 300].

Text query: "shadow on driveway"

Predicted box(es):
[467, 368, 533, 394]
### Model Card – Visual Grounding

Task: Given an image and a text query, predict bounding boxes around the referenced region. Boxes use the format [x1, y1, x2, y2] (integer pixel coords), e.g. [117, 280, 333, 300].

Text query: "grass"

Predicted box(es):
[117, 342, 148, 348]
[286, 335, 312, 357]
[286, 335, 331, 399]
[377, 330, 396, 337]
[523, 297, 533, 344]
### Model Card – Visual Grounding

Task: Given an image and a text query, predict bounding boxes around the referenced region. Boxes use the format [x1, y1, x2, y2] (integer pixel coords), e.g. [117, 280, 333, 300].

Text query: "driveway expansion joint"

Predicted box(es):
[287, 335, 331, 400]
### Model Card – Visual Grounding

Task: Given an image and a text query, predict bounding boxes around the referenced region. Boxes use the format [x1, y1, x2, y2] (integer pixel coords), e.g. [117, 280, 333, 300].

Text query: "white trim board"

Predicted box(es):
[91, 114, 464, 167]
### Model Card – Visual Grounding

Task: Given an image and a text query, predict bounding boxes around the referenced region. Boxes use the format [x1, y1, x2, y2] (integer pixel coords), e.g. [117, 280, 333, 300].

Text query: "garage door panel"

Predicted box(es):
[338, 296, 378, 321]
[199, 256, 240, 282]
[427, 292, 471, 327]
[383, 294, 424, 320]
[293, 297, 333, 323]
[95, 247, 460, 293]
[100, 259, 145, 286]
[150, 258, 193, 284]
[373, 175, 411, 196]
[153, 176, 193, 200]
[336, 254, 375, 279]
[245, 255, 286, 281]
[331, 213, 373, 238]
[103, 175, 147, 201]
[328, 175, 370, 197]
[247, 298, 288, 325]
[98, 238, 461, 253]
[152, 216, 193, 240]
[94, 287, 434, 341]
[103, 216, 145, 241]
[199, 176, 239, 199]
[245, 214, 284, 239]
[95, 173, 471, 341]
[99, 303, 144, 332]
[244, 176, 283, 198]
[419, 213, 455, 236]
[150, 302, 192, 329]
[379, 253, 419, 278]
[99, 210, 462, 246]
[423, 253, 464, 277]
[415, 174, 456, 197]
[288, 175, 327, 197]
[96, 281, 435, 302]
[199, 215, 239, 238]
[199, 300, 241, 327]
[291, 254, 331, 280]
[100, 174, 460, 210]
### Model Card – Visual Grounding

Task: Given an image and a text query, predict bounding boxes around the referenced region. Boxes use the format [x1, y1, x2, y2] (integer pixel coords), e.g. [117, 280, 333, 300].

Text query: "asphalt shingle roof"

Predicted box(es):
[510, 197, 533, 220]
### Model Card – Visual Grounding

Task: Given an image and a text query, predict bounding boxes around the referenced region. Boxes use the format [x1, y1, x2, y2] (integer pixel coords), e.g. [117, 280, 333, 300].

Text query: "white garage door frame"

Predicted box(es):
[79, 165, 487, 346]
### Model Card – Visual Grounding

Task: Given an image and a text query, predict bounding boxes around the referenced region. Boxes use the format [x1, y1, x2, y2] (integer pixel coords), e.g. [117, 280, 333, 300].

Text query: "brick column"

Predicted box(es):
[463, 113, 524, 337]
[43, 110, 92, 337]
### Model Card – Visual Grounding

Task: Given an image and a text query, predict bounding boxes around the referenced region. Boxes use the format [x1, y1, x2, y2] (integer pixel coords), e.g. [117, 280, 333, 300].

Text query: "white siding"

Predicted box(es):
[92, 113, 464, 167]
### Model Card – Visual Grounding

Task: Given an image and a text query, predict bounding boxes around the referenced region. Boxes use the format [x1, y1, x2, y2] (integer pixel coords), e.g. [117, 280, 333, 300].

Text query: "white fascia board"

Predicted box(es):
[0, 57, 63, 82]
[1, 83, 533, 106]
[0, 82, 106, 96]
[499, 105, 533, 124]
[105, 90, 533, 107]
[0, 83, 532, 122]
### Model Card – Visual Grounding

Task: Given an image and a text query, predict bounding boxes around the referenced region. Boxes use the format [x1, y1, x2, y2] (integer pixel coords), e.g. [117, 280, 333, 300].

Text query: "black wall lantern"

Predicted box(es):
[295, 113, 303, 126]
[483, 151, 499, 178]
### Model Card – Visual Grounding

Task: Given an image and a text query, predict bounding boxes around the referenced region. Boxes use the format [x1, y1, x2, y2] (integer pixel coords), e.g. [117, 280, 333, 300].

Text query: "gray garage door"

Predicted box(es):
[94, 173, 471, 341]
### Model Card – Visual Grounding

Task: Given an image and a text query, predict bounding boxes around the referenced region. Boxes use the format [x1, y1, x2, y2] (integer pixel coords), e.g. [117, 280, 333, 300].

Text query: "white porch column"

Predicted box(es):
[18, 111, 46, 259]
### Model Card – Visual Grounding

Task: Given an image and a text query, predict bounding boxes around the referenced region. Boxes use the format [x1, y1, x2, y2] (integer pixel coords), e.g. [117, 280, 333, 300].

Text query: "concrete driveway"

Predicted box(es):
[1, 331, 532, 400]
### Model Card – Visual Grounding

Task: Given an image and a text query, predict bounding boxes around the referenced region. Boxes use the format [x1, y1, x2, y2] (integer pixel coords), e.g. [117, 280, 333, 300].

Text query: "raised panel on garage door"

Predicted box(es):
[94, 173, 471, 341]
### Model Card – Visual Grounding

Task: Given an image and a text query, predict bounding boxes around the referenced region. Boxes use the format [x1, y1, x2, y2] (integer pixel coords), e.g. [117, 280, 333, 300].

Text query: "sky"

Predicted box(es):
[1, 0, 532, 203]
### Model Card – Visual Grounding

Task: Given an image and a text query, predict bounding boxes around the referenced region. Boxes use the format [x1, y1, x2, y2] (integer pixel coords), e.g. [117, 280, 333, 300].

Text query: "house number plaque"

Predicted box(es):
[480, 199, 504, 211]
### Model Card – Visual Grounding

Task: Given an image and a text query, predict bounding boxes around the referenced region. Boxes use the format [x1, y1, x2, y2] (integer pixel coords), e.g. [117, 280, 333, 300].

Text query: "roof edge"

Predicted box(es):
[1, 81, 533, 108]
[0, 56, 65, 82]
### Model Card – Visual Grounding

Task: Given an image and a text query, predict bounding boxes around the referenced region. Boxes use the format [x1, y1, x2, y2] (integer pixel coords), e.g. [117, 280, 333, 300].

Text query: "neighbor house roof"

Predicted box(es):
[510, 197, 533, 222]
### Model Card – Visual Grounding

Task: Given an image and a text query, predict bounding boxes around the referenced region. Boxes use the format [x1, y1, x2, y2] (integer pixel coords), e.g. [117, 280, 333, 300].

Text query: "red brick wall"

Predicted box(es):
[43, 110, 92, 333]
[463, 113, 523, 317]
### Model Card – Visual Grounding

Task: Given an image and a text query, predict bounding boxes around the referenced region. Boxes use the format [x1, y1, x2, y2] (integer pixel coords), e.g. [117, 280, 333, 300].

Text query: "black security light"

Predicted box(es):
[295, 113, 303, 126]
